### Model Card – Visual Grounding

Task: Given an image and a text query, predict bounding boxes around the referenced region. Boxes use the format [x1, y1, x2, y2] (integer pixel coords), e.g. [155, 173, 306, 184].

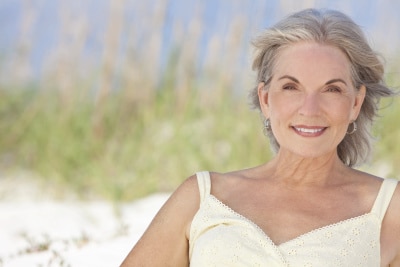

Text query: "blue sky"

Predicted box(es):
[0, 0, 399, 80]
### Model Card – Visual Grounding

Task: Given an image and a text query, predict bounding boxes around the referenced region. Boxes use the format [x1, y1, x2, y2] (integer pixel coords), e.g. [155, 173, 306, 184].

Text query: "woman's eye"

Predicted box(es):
[326, 86, 341, 93]
[283, 84, 297, 90]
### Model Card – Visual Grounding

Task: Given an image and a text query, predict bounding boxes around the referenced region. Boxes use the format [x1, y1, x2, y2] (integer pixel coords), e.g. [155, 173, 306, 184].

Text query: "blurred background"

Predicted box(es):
[1, 0, 399, 201]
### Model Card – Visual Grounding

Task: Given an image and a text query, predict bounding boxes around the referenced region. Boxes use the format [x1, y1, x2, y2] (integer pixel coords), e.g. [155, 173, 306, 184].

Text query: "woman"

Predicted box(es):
[121, 8, 400, 266]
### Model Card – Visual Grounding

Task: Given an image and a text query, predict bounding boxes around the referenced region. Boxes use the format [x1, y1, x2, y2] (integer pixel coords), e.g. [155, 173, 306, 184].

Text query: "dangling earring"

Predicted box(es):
[347, 121, 357, 135]
[263, 119, 271, 136]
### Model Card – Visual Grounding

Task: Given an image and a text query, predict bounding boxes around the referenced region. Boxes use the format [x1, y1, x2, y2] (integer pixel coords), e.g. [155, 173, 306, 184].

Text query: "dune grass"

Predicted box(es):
[0, 81, 272, 200]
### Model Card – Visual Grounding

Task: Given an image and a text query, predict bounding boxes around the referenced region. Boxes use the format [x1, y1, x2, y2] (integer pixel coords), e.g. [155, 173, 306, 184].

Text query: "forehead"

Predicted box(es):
[273, 42, 352, 81]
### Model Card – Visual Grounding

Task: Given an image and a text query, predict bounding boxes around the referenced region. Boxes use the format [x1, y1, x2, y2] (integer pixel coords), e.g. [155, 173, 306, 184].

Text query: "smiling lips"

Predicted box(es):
[292, 126, 327, 137]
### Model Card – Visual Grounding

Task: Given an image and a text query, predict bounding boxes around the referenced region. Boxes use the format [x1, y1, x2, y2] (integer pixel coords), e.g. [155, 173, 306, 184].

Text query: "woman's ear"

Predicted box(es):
[351, 85, 366, 121]
[258, 82, 269, 118]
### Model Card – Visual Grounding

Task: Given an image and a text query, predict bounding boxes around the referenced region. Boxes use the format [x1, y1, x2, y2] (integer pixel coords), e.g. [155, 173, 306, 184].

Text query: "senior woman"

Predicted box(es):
[121, 8, 400, 266]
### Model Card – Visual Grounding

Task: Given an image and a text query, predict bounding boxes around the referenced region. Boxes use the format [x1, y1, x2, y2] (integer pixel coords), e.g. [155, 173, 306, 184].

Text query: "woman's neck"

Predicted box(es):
[265, 149, 351, 187]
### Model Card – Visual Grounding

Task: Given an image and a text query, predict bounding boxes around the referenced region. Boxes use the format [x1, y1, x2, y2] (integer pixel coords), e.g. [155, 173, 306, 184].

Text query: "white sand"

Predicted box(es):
[0, 180, 170, 267]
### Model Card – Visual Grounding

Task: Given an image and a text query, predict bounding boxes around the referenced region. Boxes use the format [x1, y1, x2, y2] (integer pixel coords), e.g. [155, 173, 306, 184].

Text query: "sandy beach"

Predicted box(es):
[0, 176, 169, 267]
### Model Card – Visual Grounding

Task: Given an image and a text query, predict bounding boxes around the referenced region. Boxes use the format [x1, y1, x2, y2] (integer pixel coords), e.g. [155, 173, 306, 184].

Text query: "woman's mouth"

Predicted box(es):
[292, 126, 327, 136]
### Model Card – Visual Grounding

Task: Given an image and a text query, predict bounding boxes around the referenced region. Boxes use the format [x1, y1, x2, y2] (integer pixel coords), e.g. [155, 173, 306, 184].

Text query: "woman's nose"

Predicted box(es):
[298, 93, 321, 116]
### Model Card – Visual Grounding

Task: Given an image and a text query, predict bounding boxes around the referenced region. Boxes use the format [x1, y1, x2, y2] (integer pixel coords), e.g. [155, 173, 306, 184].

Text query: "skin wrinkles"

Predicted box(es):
[260, 144, 355, 190]
[258, 42, 366, 169]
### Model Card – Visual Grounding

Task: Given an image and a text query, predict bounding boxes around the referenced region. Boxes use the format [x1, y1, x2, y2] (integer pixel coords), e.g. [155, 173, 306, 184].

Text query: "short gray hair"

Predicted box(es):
[250, 8, 395, 167]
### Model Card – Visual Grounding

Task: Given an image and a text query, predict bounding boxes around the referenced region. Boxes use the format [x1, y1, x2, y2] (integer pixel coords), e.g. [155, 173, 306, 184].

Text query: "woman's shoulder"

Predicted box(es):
[384, 176, 400, 217]
[209, 167, 264, 181]
[380, 177, 400, 264]
[173, 170, 247, 199]
[206, 168, 263, 200]
[208, 168, 258, 185]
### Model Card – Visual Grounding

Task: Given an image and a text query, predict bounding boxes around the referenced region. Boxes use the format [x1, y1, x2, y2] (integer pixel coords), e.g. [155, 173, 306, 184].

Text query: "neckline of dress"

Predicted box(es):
[207, 194, 376, 248]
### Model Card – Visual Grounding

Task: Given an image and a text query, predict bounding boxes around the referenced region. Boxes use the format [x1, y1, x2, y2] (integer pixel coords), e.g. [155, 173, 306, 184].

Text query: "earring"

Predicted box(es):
[347, 121, 357, 135]
[263, 119, 271, 136]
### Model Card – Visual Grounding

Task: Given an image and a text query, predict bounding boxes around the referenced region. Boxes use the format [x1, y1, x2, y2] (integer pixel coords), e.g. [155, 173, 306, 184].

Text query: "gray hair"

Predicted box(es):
[250, 8, 395, 167]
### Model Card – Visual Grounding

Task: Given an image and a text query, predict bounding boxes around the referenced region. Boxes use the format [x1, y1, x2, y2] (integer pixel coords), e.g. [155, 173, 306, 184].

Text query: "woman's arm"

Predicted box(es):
[120, 175, 200, 267]
[382, 183, 400, 266]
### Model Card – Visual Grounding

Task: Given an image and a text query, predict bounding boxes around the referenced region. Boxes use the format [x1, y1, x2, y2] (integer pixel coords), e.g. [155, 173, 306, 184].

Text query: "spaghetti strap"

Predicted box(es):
[195, 171, 211, 203]
[371, 178, 398, 221]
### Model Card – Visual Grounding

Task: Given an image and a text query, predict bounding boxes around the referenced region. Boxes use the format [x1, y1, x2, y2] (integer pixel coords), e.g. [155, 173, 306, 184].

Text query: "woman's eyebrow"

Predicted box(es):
[278, 75, 299, 83]
[325, 78, 347, 85]
[278, 76, 347, 86]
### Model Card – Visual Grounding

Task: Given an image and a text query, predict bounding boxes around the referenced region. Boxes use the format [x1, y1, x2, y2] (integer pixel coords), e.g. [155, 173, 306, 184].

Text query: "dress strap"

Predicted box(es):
[195, 171, 211, 203]
[371, 178, 398, 221]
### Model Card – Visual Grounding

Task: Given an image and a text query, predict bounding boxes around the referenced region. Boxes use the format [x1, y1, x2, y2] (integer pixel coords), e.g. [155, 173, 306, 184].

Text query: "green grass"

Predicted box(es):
[0, 82, 274, 201]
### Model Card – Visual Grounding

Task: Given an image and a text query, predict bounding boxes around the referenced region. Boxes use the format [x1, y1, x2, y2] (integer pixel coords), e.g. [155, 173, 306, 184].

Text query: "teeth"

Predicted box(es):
[295, 127, 323, 133]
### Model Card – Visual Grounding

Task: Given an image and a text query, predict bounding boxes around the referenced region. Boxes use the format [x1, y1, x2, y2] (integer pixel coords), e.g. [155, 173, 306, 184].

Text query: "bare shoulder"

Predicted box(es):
[350, 169, 390, 199]
[208, 170, 242, 187]
[208, 168, 260, 200]
[386, 178, 400, 233]
[144, 174, 200, 227]
[155, 174, 201, 234]
[387, 179, 400, 222]
[380, 177, 400, 265]
[390, 180, 400, 265]
[120, 174, 200, 267]
[168, 174, 200, 206]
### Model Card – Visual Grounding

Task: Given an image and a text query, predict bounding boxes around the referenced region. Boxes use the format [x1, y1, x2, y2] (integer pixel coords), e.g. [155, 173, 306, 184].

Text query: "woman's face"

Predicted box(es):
[258, 41, 365, 158]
